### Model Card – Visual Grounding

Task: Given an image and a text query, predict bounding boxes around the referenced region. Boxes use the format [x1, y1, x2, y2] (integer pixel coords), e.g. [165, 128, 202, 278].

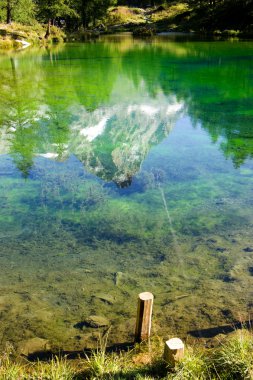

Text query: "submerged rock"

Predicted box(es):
[85, 315, 110, 328]
[218, 274, 235, 283]
[243, 247, 253, 252]
[215, 247, 227, 252]
[18, 337, 51, 356]
[114, 271, 124, 286]
[93, 293, 115, 305]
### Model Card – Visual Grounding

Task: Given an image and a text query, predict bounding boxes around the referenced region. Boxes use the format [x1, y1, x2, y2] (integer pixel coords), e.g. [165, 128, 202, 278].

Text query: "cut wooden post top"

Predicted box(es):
[139, 292, 154, 300]
[164, 338, 185, 365]
[166, 338, 184, 349]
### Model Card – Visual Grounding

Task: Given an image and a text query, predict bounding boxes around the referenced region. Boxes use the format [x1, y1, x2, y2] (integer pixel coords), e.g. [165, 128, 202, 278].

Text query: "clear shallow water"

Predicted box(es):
[0, 35, 253, 351]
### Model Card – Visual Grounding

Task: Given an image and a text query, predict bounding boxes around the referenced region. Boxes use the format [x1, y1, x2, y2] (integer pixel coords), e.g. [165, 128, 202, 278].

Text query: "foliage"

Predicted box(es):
[0, 22, 46, 43]
[106, 6, 145, 26]
[35, 0, 77, 24]
[150, 2, 190, 24]
[0, 0, 36, 24]
[12, 0, 36, 25]
[72, 0, 117, 29]
[0, 37, 21, 49]
[0, 0, 116, 35]
[1, 0, 253, 38]
[114, 0, 253, 33]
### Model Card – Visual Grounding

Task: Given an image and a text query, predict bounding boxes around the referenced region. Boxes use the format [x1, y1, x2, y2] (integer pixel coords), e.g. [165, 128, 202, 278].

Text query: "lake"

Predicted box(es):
[0, 34, 253, 352]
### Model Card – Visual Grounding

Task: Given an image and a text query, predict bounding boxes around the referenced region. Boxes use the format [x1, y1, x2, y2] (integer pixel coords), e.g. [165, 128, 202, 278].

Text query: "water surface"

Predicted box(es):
[0, 35, 253, 351]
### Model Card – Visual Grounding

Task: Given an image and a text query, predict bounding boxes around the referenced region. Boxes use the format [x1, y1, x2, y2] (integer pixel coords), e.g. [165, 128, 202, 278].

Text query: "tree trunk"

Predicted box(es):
[81, 0, 88, 29]
[45, 19, 51, 39]
[81, 13, 87, 29]
[6, 0, 12, 24]
[10, 57, 17, 84]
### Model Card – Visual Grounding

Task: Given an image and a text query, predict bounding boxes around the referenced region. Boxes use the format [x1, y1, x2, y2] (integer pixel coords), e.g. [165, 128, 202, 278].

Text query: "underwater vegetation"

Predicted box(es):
[0, 35, 252, 351]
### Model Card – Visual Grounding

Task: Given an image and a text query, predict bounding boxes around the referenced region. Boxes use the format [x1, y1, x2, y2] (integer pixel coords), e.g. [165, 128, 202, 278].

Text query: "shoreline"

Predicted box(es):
[1, 328, 253, 379]
[1, 12, 253, 52]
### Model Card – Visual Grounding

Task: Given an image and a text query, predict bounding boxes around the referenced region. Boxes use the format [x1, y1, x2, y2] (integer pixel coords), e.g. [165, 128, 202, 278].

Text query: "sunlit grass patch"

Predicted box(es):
[0, 345, 27, 380]
[212, 329, 253, 379]
[106, 6, 146, 26]
[150, 3, 190, 24]
[168, 347, 209, 380]
[0, 38, 21, 49]
[0, 22, 65, 46]
[32, 356, 76, 380]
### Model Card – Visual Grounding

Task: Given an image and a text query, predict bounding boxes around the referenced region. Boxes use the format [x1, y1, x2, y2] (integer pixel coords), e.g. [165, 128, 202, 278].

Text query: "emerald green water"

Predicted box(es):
[0, 35, 253, 352]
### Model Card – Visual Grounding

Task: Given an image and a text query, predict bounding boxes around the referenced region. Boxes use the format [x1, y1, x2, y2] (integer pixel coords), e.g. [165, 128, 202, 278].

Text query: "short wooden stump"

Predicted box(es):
[164, 338, 184, 366]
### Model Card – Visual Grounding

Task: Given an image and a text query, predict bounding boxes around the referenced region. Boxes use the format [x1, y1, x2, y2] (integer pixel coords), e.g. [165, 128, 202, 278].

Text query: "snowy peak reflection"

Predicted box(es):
[70, 95, 184, 187]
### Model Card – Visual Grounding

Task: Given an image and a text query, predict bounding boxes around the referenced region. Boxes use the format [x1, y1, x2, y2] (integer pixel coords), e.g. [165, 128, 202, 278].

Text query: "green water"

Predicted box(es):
[0, 34, 253, 352]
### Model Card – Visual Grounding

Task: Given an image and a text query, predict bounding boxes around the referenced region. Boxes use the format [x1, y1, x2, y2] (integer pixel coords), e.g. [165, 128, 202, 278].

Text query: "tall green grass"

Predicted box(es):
[212, 329, 253, 379]
[1, 329, 253, 379]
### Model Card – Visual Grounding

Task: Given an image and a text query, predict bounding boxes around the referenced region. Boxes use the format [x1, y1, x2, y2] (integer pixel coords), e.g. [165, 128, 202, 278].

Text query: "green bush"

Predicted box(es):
[46, 25, 66, 43]
[0, 38, 21, 50]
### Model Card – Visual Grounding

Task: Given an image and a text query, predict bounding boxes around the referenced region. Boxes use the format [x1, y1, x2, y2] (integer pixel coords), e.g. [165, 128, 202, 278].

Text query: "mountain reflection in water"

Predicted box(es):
[0, 37, 253, 179]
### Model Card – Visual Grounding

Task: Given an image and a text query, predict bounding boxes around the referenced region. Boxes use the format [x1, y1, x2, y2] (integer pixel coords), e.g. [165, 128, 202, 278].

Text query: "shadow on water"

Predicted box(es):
[188, 320, 253, 339]
[26, 341, 134, 362]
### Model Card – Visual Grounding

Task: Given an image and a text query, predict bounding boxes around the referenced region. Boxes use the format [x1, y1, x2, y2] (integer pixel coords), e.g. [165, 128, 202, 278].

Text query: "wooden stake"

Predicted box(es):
[135, 292, 154, 342]
[164, 338, 184, 366]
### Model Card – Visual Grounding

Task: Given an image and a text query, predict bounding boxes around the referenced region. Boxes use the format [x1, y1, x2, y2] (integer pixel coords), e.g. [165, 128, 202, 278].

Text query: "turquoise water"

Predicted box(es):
[0, 35, 253, 352]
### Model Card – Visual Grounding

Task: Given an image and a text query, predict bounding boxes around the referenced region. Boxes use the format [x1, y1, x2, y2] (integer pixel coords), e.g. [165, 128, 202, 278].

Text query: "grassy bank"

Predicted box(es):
[1, 329, 253, 379]
[0, 23, 66, 50]
[1, 1, 252, 50]
[104, 2, 253, 36]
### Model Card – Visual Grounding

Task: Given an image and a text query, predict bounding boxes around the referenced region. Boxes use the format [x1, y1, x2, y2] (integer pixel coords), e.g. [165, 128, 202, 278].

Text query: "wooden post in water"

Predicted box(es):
[164, 338, 184, 366]
[135, 292, 154, 342]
